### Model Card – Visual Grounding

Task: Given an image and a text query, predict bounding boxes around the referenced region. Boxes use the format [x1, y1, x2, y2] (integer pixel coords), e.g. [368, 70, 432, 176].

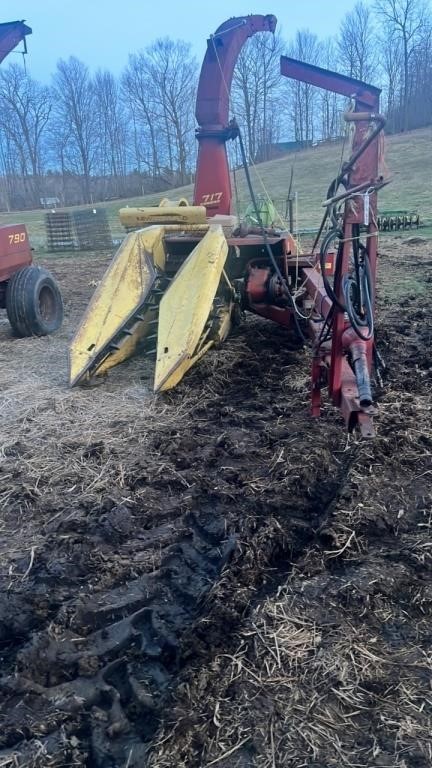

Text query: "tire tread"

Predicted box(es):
[6, 266, 63, 337]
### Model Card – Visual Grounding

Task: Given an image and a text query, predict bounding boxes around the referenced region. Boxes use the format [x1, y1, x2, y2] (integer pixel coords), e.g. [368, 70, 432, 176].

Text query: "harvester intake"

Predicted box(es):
[69, 221, 231, 393]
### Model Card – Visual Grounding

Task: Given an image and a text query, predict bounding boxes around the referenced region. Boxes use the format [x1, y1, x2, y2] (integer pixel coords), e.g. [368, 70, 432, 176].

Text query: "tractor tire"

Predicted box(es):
[6, 265, 63, 337]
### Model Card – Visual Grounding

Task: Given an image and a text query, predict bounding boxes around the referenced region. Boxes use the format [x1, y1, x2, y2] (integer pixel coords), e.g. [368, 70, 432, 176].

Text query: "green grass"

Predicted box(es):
[379, 224, 432, 240]
[1, 126, 431, 250]
[381, 274, 430, 303]
[405, 224, 432, 238]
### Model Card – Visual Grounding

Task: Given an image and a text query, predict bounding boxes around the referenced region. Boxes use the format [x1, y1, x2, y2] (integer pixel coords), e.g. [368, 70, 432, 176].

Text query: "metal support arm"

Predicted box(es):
[0, 20, 32, 65]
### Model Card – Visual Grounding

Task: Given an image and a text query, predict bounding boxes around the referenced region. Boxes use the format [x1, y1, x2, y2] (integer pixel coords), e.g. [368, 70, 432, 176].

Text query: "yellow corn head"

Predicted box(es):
[69, 202, 234, 391]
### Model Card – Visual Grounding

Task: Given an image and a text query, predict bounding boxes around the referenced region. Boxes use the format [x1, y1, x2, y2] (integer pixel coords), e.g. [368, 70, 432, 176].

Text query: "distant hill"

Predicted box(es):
[1, 126, 430, 247]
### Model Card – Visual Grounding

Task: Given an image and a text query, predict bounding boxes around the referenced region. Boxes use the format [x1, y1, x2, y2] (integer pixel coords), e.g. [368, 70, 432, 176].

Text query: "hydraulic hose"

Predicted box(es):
[312, 177, 347, 252]
[319, 228, 345, 312]
[320, 225, 374, 343]
[236, 125, 307, 343]
[342, 252, 374, 342]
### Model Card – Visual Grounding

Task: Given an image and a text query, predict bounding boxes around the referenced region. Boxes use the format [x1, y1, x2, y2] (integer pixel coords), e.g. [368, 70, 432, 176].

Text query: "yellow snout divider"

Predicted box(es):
[69, 226, 166, 386]
[155, 224, 229, 391]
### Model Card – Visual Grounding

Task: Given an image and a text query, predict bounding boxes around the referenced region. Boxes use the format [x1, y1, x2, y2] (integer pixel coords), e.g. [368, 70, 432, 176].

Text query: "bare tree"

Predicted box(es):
[45, 119, 71, 205]
[122, 52, 162, 180]
[0, 131, 21, 209]
[400, 17, 432, 128]
[147, 39, 197, 185]
[378, 27, 404, 129]
[122, 40, 197, 186]
[52, 57, 97, 202]
[232, 30, 285, 161]
[320, 38, 344, 140]
[375, 0, 427, 130]
[0, 64, 51, 205]
[338, 1, 378, 82]
[94, 70, 128, 196]
[285, 30, 322, 144]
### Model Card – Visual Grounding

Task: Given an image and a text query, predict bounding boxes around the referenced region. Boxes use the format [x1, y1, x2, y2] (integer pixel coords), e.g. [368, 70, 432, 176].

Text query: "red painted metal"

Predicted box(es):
[328, 226, 350, 405]
[245, 264, 292, 327]
[280, 57, 384, 433]
[194, 15, 276, 216]
[247, 266, 270, 304]
[303, 266, 333, 322]
[248, 303, 292, 328]
[0, 224, 32, 282]
[196, 15, 277, 128]
[280, 57, 380, 110]
[0, 20, 32, 64]
[193, 122, 239, 218]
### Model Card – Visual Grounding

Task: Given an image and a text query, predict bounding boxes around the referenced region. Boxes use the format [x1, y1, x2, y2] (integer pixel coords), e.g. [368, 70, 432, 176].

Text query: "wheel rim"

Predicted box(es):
[39, 285, 56, 322]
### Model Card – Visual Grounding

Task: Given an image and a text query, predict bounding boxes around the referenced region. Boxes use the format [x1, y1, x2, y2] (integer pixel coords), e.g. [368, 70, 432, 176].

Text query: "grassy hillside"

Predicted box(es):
[1, 126, 431, 249]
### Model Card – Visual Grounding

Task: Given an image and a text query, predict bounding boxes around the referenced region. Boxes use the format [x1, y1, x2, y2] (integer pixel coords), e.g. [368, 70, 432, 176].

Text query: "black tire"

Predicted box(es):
[6, 265, 63, 337]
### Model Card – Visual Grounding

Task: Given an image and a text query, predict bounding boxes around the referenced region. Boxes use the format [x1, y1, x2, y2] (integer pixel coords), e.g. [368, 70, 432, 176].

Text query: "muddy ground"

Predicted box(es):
[0, 236, 431, 767]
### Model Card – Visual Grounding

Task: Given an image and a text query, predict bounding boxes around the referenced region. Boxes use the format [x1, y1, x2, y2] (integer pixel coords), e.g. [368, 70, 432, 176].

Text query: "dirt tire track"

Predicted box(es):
[143, 243, 432, 768]
[1, 239, 430, 767]
[0, 315, 346, 766]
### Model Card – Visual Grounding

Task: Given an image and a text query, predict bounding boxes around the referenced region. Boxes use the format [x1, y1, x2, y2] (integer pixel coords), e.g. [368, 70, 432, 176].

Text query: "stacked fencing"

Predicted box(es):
[45, 208, 113, 251]
[45, 212, 75, 251]
[73, 209, 113, 249]
[377, 210, 420, 232]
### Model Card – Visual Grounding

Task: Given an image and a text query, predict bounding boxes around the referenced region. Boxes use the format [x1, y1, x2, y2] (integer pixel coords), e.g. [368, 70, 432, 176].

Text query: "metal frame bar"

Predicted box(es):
[280, 56, 384, 434]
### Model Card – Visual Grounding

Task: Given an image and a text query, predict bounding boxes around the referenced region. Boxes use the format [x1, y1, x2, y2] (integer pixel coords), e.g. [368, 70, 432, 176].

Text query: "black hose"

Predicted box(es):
[342, 251, 374, 341]
[312, 176, 347, 252]
[236, 126, 307, 343]
[320, 224, 374, 342]
[352, 225, 363, 307]
[319, 228, 345, 312]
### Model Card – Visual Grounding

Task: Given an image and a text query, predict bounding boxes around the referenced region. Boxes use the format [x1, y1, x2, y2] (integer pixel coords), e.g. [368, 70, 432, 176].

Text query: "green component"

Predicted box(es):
[244, 198, 278, 228]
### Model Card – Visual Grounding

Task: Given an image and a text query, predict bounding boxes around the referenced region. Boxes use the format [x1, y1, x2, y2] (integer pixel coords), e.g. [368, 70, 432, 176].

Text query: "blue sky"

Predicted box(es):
[2, 1, 362, 81]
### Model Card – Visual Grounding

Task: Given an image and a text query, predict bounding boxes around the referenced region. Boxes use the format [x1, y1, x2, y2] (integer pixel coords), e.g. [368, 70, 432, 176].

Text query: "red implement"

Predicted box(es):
[0, 224, 32, 283]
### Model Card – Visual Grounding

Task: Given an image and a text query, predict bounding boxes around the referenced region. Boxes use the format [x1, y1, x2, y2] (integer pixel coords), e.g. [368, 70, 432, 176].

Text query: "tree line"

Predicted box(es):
[0, 0, 430, 210]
